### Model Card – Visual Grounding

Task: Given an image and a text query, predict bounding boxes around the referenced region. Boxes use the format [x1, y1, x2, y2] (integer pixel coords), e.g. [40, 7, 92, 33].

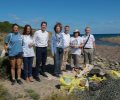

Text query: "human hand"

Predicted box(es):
[74, 45, 79, 48]
[28, 43, 33, 48]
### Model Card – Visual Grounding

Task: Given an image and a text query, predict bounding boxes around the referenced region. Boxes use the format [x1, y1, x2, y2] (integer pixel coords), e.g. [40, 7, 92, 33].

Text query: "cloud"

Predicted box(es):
[9, 14, 21, 20]
[8, 14, 45, 28]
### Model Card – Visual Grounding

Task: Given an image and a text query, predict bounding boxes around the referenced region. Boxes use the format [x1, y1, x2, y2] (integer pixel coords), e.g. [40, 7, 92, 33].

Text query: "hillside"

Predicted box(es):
[0, 21, 23, 33]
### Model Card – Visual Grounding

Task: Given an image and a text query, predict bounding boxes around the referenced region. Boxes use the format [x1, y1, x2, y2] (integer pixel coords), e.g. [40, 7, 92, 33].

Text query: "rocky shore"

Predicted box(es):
[96, 45, 120, 63]
[0, 36, 120, 100]
[99, 36, 120, 44]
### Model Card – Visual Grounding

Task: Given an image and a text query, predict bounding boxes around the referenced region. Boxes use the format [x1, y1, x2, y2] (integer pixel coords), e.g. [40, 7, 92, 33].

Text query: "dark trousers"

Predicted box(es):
[54, 48, 64, 75]
[23, 57, 34, 79]
[35, 47, 47, 77]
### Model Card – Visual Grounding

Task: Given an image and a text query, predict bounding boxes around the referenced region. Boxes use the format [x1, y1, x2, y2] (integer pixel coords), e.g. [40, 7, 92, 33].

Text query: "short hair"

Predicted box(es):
[11, 23, 19, 33]
[85, 27, 90, 31]
[64, 25, 70, 28]
[73, 31, 80, 37]
[54, 22, 62, 33]
[12, 23, 19, 28]
[41, 21, 47, 26]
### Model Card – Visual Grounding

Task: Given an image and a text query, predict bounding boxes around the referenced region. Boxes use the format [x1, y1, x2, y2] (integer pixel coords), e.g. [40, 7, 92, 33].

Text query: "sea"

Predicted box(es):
[94, 34, 120, 46]
[71, 33, 120, 46]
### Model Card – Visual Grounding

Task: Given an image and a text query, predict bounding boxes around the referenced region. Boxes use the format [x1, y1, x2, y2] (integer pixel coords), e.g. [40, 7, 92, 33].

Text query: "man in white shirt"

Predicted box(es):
[61, 25, 70, 71]
[82, 27, 96, 65]
[33, 21, 49, 81]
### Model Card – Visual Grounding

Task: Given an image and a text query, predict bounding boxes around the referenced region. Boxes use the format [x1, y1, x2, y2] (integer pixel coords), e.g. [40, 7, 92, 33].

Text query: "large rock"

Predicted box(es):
[96, 62, 106, 68]
[88, 66, 106, 77]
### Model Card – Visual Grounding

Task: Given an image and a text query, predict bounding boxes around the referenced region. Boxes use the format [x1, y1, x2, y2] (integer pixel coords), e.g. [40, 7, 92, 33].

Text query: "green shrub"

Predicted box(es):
[0, 21, 23, 33]
[25, 89, 40, 100]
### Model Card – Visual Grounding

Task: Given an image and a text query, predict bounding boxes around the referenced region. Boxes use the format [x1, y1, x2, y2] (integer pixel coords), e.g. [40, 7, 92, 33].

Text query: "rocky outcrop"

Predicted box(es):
[93, 54, 120, 71]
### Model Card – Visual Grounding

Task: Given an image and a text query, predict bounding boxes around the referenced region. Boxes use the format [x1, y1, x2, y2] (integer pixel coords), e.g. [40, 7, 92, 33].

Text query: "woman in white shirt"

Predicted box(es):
[22, 25, 35, 82]
[70, 29, 83, 72]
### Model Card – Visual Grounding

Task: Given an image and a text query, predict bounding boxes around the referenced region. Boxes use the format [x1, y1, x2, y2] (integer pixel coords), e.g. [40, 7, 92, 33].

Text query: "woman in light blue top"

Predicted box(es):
[51, 23, 64, 77]
[4, 24, 23, 85]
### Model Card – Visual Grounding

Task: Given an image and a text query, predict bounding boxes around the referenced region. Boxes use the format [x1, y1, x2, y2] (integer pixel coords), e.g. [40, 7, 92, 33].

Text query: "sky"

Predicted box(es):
[0, 0, 120, 34]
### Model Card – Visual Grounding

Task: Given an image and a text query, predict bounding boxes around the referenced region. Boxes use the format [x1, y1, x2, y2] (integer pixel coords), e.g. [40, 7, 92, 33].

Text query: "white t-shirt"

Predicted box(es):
[62, 32, 70, 48]
[70, 36, 83, 55]
[33, 30, 49, 47]
[82, 34, 95, 48]
[22, 35, 35, 57]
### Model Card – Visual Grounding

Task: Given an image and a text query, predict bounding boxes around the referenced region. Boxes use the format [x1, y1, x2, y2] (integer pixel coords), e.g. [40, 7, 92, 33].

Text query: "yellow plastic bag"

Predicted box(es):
[69, 78, 88, 93]
[89, 75, 106, 83]
[60, 76, 75, 90]
[69, 86, 85, 94]
[60, 76, 89, 93]
[108, 70, 120, 78]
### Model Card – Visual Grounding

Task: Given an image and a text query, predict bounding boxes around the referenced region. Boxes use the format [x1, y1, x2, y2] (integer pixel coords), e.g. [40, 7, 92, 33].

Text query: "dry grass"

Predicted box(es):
[0, 84, 14, 100]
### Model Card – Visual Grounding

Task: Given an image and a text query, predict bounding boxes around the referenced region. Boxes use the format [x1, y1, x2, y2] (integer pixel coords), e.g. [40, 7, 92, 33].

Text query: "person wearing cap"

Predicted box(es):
[70, 29, 83, 72]
[82, 27, 96, 65]
[61, 25, 70, 71]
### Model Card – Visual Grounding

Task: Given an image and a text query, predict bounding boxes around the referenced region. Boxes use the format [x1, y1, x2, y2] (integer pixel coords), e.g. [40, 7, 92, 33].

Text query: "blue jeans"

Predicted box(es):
[54, 48, 64, 75]
[34, 47, 47, 77]
[23, 57, 34, 79]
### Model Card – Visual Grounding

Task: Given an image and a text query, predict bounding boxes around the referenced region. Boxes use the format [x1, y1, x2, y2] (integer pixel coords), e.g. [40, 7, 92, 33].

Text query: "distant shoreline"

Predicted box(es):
[98, 36, 120, 45]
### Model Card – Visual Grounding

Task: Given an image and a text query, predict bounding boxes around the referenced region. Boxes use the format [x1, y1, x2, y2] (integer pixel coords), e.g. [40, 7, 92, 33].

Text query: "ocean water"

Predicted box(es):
[71, 33, 120, 46]
[94, 34, 120, 46]
[93, 33, 120, 39]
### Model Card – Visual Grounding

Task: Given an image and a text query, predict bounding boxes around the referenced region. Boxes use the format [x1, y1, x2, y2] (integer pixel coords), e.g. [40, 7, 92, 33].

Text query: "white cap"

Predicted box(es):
[73, 29, 80, 33]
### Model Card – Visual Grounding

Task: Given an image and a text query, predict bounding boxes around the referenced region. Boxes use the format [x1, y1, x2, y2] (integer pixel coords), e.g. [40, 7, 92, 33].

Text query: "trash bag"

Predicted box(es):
[89, 81, 101, 91]
[60, 76, 75, 90]
[60, 76, 89, 93]
[89, 75, 106, 83]
[69, 78, 89, 93]
[107, 70, 120, 78]
[76, 64, 94, 78]
[60, 69, 106, 93]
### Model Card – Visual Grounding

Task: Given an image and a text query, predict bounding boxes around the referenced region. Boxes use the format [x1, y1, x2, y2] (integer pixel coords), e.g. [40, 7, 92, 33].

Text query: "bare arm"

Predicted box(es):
[93, 41, 96, 49]
[4, 43, 8, 50]
[79, 43, 83, 48]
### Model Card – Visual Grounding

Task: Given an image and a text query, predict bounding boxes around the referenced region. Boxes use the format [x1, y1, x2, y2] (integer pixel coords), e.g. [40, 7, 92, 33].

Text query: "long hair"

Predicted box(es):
[22, 25, 33, 36]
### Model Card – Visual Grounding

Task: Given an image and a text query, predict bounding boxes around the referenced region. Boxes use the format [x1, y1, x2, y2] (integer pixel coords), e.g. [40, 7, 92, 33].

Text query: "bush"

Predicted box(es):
[0, 84, 13, 100]
[0, 21, 23, 33]
[25, 89, 40, 100]
[45, 91, 78, 100]
[70, 77, 120, 100]
[0, 57, 11, 79]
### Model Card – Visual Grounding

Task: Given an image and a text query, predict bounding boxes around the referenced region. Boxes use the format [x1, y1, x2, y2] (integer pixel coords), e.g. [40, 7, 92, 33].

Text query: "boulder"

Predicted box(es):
[96, 62, 106, 68]
[88, 67, 106, 77]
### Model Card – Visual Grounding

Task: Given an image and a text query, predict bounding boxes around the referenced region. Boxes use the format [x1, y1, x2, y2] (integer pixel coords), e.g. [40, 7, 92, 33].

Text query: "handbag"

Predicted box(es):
[0, 34, 12, 57]
[58, 48, 63, 54]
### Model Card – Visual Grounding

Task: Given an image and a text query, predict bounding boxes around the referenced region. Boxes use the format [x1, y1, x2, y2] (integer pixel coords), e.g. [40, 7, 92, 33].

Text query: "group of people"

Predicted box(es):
[4, 21, 96, 85]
